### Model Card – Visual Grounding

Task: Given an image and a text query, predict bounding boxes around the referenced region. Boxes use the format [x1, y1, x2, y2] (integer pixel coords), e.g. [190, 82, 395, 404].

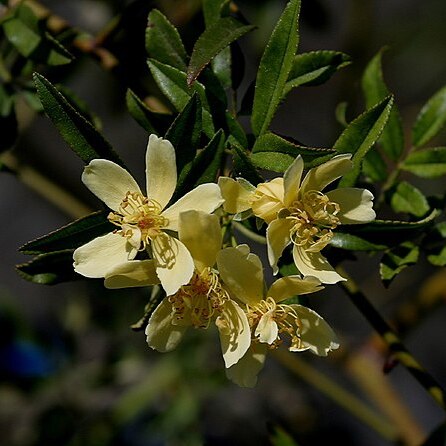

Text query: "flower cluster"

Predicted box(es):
[73, 135, 376, 386]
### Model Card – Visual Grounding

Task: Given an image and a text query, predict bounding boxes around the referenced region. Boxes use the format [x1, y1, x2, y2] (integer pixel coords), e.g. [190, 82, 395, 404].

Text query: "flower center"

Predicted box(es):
[246, 297, 303, 350]
[168, 268, 229, 329]
[286, 190, 340, 251]
[108, 191, 169, 249]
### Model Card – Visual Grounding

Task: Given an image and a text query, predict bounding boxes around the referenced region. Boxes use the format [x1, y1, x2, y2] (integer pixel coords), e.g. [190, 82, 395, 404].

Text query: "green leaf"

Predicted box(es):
[165, 93, 202, 173]
[187, 17, 255, 85]
[361, 49, 404, 160]
[3, 4, 73, 65]
[16, 250, 78, 285]
[226, 112, 248, 147]
[232, 143, 263, 185]
[202, 0, 233, 88]
[330, 233, 387, 251]
[34, 73, 123, 165]
[251, 0, 301, 136]
[284, 50, 351, 95]
[362, 149, 388, 182]
[335, 96, 394, 187]
[126, 89, 173, 135]
[20, 211, 113, 255]
[401, 147, 446, 178]
[145, 9, 187, 71]
[270, 425, 300, 446]
[412, 85, 446, 148]
[148, 59, 215, 137]
[335, 101, 349, 127]
[250, 152, 294, 172]
[380, 242, 419, 287]
[427, 246, 446, 267]
[173, 130, 225, 200]
[391, 181, 430, 217]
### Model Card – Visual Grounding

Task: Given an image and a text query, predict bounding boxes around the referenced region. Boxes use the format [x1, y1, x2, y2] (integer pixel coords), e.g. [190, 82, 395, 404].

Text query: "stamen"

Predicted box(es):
[107, 191, 169, 249]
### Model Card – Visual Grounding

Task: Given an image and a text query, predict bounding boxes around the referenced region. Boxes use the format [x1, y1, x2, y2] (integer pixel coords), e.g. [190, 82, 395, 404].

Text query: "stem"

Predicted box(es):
[232, 221, 267, 244]
[272, 350, 398, 442]
[339, 267, 446, 411]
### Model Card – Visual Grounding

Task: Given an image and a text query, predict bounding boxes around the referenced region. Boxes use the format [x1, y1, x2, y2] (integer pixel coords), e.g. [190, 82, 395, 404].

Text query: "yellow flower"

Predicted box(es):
[216, 245, 339, 387]
[219, 154, 376, 283]
[145, 211, 251, 368]
[73, 134, 224, 296]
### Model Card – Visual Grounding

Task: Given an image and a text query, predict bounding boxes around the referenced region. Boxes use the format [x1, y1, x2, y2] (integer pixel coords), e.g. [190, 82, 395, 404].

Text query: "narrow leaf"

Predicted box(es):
[401, 147, 446, 178]
[250, 152, 295, 172]
[232, 144, 263, 185]
[187, 17, 255, 85]
[330, 233, 387, 251]
[173, 130, 226, 200]
[34, 73, 123, 165]
[335, 96, 394, 187]
[20, 211, 113, 255]
[380, 242, 419, 287]
[17, 250, 78, 285]
[145, 9, 187, 71]
[165, 93, 202, 173]
[251, 0, 301, 136]
[284, 50, 351, 95]
[361, 49, 404, 160]
[126, 89, 173, 135]
[391, 181, 430, 217]
[412, 85, 446, 148]
[148, 59, 215, 137]
[362, 150, 388, 182]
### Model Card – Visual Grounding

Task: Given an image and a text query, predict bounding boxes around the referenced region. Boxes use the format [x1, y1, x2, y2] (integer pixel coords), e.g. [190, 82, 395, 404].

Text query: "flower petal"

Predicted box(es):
[145, 134, 177, 209]
[226, 344, 268, 388]
[152, 233, 195, 296]
[266, 218, 294, 275]
[178, 210, 221, 272]
[217, 245, 264, 305]
[163, 183, 224, 231]
[290, 304, 339, 356]
[326, 188, 376, 224]
[300, 154, 352, 194]
[82, 160, 141, 211]
[73, 232, 135, 278]
[145, 298, 187, 352]
[251, 178, 284, 223]
[268, 275, 323, 302]
[218, 177, 254, 214]
[283, 155, 304, 207]
[216, 300, 251, 368]
[293, 246, 346, 284]
[255, 311, 278, 344]
[104, 260, 159, 288]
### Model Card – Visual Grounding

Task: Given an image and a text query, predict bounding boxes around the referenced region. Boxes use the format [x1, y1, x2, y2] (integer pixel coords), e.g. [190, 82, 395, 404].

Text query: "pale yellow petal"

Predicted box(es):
[290, 304, 339, 356]
[104, 260, 159, 288]
[162, 183, 224, 231]
[145, 298, 187, 352]
[82, 159, 141, 211]
[300, 154, 352, 195]
[266, 218, 294, 275]
[326, 188, 376, 224]
[73, 232, 135, 278]
[152, 233, 195, 296]
[255, 311, 278, 344]
[268, 275, 323, 303]
[145, 134, 177, 209]
[283, 155, 303, 207]
[293, 245, 346, 284]
[178, 210, 221, 271]
[226, 344, 268, 388]
[216, 300, 251, 368]
[217, 245, 264, 305]
[218, 177, 254, 214]
[251, 178, 284, 223]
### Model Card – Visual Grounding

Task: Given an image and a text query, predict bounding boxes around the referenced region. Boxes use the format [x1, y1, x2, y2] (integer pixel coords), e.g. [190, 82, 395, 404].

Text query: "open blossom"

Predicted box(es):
[216, 244, 339, 387]
[73, 134, 224, 296]
[145, 211, 251, 369]
[219, 154, 376, 283]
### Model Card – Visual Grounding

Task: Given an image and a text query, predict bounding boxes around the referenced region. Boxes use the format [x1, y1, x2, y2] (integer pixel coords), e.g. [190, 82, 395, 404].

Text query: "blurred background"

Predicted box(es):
[1, 0, 446, 444]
